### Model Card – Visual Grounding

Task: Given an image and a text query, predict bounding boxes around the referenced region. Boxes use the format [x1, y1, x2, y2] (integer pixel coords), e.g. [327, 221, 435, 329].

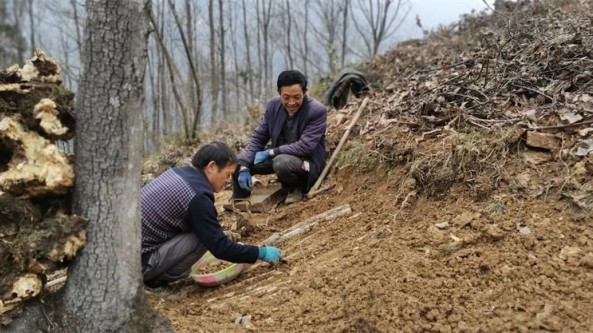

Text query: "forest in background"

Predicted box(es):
[0, 0, 421, 153]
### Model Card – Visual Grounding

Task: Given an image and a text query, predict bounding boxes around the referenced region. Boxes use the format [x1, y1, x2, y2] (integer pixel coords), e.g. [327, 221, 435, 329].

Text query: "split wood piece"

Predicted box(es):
[307, 96, 370, 198]
[222, 184, 285, 213]
[263, 204, 352, 246]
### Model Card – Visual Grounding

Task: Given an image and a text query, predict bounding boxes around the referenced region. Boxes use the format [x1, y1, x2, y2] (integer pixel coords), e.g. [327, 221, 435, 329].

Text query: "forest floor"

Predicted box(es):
[145, 1, 593, 332]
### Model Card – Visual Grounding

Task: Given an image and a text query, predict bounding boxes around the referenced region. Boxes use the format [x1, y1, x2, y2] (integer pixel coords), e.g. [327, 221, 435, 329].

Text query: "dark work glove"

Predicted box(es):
[238, 168, 253, 191]
[254, 149, 271, 165]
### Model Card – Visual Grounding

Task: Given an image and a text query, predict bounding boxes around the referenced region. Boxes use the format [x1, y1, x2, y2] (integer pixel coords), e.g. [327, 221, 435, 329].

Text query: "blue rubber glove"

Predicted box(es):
[254, 149, 271, 165]
[258, 246, 282, 263]
[237, 168, 253, 191]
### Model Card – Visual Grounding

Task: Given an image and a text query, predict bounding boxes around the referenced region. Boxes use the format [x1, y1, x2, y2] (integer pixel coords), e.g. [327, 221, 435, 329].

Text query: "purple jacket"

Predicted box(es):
[238, 95, 327, 191]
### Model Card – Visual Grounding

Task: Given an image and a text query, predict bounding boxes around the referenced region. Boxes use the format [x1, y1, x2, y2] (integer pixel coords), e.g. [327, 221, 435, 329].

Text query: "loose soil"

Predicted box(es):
[193, 261, 234, 275]
[146, 2, 593, 332]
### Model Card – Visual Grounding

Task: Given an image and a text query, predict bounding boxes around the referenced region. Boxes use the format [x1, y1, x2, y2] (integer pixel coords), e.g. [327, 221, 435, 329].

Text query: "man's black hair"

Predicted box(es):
[191, 141, 237, 170]
[277, 70, 308, 92]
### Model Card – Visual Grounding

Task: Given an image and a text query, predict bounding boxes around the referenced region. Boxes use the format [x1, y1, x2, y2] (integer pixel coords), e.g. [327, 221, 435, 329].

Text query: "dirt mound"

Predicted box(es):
[150, 1, 593, 332]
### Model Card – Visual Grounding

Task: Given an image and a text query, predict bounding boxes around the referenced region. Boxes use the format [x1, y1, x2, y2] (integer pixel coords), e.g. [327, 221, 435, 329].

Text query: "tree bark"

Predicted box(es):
[241, 0, 254, 105]
[284, 0, 294, 69]
[208, 0, 219, 125]
[217, 0, 227, 121]
[69, 0, 82, 59]
[27, 0, 35, 55]
[156, 0, 169, 137]
[228, 4, 242, 116]
[341, 0, 350, 67]
[261, 0, 272, 94]
[56, 0, 170, 331]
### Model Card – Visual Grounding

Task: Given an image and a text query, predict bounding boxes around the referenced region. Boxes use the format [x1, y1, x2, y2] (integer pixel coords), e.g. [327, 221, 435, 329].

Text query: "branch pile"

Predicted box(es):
[326, 0, 592, 205]
[366, 1, 592, 129]
[0, 50, 85, 324]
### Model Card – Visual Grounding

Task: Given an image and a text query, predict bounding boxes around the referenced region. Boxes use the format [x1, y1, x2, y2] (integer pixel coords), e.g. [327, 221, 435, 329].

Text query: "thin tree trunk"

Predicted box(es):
[148, 50, 160, 152]
[208, 0, 219, 125]
[241, 0, 254, 105]
[11, 1, 26, 63]
[156, 0, 169, 137]
[228, 4, 241, 118]
[28, 0, 35, 55]
[218, 0, 227, 120]
[185, 0, 197, 129]
[70, 0, 82, 59]
[255, 0, 263, 98]
[303, 0, 310, 76]
[341, 0, 349, 67]
[285, 0, 294, 69]
[59, 32, 72, 87]
[262, 0, 272, 94]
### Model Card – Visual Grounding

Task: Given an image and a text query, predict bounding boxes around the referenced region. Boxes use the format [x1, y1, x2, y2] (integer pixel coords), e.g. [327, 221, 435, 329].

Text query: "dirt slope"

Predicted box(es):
[148, 1, 593, 332]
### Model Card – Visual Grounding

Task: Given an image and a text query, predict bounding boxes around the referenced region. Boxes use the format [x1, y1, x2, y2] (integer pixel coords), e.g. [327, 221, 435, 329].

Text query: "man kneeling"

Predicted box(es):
[141, 141, 281, 288]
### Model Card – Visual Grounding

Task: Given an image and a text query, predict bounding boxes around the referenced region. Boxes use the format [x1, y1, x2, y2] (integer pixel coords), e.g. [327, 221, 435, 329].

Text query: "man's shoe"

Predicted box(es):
[284, 190, 303, 205]
[144, 279, 168, 289]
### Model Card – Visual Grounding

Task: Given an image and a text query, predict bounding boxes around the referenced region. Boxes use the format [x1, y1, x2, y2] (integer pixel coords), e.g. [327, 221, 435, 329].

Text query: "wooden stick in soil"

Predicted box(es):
[307, 96, 370, 198]
[263, 204, 352, 246]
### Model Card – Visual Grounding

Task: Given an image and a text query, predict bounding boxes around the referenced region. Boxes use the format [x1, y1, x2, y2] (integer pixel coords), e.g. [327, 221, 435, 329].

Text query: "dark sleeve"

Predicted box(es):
[237, 104, 273, 167]
[188, 193, 259, 263]
[278, 103, 327, 157]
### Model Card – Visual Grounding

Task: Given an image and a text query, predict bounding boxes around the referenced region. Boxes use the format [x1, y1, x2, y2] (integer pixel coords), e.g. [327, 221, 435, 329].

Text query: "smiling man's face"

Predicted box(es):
[280, 84, 305, 115]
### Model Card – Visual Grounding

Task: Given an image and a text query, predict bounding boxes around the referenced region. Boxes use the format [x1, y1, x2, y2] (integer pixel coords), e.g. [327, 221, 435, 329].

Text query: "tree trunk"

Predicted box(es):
[147, 51, 160, 152]
[255, 0, 263, 98]
[262, 0, 272, 94]
[69, 0, 82, 59]
[208, 0, 219, 125]
[156, 0, 169, 137]
[218, 0, 227, 121]
[241, 0, 254, 105]
[284, 0, 294, 69]
[57, 0, 169, 331]
[228, 4, 242, 117]
[27, 0, 35, 55]
[341, 0, 349, 68]
[303, 0, 310, 76]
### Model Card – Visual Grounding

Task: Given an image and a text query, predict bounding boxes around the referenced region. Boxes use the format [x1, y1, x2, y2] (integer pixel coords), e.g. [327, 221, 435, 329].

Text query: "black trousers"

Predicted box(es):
[232, 154, 307, 199]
